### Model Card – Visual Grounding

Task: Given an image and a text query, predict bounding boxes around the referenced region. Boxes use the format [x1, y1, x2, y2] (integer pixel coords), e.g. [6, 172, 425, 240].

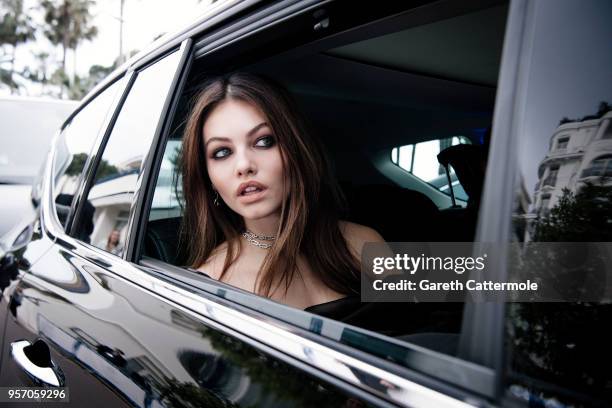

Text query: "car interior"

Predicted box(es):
[141, 1, 508, 351]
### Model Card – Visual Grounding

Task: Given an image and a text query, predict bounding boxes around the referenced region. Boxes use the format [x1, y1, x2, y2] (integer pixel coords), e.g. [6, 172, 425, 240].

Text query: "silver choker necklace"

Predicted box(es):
[242, 229, 276, 249]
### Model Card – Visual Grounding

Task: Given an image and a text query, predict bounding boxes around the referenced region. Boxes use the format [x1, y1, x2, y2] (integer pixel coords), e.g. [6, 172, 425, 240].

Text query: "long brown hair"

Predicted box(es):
[180, 72, 359, 297]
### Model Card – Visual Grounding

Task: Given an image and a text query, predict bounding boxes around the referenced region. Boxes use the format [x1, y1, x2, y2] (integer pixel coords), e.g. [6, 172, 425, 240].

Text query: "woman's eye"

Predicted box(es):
[255, 135, 275, 148]
[212, 147, 231, 159]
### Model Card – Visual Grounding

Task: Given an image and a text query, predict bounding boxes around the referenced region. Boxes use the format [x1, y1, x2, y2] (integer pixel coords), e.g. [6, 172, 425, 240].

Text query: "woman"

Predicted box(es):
[106, 229, 124, 256]
[180, 73, 384, 310]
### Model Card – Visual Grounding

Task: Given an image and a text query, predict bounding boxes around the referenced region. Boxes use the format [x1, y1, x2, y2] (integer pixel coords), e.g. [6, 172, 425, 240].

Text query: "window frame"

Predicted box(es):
[496, 0, 612, 404]
[581, 154, 612, 178]
[49, 75, 130, 235]
[124, 40, 194, 262]
[556, 136, 569, 150]
[66, 71, 136, 242]
[457, 0, 529, 394]
[68, 44, 189, 256]
[125, 0, 525, 404]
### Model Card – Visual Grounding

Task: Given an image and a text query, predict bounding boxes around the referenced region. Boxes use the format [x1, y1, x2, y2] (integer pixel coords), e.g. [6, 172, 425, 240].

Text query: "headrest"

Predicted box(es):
[437, 144, 487, 208]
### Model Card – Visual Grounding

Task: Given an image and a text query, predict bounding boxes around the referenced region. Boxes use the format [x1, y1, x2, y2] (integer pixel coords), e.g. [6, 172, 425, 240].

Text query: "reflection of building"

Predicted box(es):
[533, 110, 612, 217]
[150, 140, 182, 220]
[88, 158, 142, 248]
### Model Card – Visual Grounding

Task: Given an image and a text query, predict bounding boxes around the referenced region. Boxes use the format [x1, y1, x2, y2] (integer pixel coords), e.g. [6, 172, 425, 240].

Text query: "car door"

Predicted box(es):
[0, 43, 191, 407]
[0, 28, 384, 408]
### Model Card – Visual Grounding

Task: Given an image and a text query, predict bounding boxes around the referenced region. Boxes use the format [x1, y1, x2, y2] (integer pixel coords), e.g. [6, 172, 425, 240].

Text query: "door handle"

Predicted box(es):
[10, 340, 64, 387]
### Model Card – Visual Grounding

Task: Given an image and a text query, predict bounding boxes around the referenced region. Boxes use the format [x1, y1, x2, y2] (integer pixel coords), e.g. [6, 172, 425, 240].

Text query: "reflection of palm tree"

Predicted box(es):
[197, 326, 349, 407]
[158, 378, 237, 408]
[33, 51, 51, 92]
[65, 153, 119, 182]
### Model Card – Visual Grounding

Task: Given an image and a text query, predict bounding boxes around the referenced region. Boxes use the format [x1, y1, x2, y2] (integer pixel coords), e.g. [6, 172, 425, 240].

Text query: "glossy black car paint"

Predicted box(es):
[0, 220, 379, 407]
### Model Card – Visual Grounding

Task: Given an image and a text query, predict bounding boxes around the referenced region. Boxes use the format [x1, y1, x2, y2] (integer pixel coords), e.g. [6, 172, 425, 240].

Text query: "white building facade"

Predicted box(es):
[533, 110, 612, 217]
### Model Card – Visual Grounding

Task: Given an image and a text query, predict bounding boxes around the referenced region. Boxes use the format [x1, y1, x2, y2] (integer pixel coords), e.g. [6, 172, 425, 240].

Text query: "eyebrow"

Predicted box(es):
[204, 122, 269, 148]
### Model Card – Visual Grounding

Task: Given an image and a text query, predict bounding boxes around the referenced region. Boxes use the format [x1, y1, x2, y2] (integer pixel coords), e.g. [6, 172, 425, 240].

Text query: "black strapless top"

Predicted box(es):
[304, 296, 361, 319]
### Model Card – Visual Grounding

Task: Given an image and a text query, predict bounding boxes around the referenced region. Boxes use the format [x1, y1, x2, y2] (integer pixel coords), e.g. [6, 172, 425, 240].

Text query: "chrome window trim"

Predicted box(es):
[139, 259, 497, 399]
[42, 225, 480, 407]
[145, 276, 480, 408]
[124, 39, 193, 262]
[41, 128, 64, 241]
[458, 0, 529, 377]
[60, 74, 129, 133]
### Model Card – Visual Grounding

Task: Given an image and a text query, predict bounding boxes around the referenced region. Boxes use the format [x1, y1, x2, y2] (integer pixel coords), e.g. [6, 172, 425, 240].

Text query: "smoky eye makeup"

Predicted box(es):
[254, 135, 276, 147]
[206, 130, 275, 160]
[210, 146, 231, 159]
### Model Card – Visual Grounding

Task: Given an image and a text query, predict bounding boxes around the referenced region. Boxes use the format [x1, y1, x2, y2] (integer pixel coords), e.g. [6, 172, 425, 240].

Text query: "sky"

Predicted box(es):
[516, 0, 612, 198]
[2, 0, 217, 97]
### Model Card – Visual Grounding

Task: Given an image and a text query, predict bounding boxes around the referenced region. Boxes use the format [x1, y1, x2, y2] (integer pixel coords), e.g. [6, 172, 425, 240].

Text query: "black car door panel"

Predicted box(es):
[1, 239, 377, 407]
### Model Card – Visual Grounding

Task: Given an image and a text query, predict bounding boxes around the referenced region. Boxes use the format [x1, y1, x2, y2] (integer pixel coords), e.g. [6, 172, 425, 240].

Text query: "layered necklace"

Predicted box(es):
[242, 229, 276, 249]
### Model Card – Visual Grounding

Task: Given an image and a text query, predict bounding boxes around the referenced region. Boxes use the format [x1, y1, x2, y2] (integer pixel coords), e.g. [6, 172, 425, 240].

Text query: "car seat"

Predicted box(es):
[342, 183, 440, 242]
[436, 143, 488, 241]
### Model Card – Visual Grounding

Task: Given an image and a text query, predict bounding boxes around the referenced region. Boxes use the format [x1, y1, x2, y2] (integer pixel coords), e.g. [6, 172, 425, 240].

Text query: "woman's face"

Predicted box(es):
[203, 98, 285, 221]
[110, 230, 120, 245]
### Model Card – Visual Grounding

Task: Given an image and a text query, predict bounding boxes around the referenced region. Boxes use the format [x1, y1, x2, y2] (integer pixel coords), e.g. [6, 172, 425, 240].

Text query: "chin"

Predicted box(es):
[237, 203, 281, 221]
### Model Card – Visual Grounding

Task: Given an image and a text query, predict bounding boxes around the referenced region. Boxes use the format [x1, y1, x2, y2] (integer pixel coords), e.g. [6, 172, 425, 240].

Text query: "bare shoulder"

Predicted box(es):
[339, 221, 385, 258]
[195, 242, 229, 279]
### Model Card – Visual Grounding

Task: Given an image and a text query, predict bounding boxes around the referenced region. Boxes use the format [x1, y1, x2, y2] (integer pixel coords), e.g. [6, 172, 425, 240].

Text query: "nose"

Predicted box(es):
[234, 147, 257, 177]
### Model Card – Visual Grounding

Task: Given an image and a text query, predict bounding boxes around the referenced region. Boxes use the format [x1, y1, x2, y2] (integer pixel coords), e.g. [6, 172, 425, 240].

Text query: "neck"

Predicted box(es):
[243, 213, 280, 237]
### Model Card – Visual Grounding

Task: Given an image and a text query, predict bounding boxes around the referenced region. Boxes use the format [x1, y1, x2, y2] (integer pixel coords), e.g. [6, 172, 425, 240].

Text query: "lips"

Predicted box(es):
[236, 181, 267, 197]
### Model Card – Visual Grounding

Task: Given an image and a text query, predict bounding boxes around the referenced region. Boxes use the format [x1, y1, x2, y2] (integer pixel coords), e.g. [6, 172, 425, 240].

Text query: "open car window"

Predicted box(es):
[138, 0, 509, 399]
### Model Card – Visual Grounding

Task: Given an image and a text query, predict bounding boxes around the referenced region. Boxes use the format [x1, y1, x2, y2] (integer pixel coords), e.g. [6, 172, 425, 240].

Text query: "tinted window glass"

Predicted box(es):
[75, 51, 181, 255]
[506, 0, 612, 406]
[150, 139, 182, 221]
[52, 80, 122, 228]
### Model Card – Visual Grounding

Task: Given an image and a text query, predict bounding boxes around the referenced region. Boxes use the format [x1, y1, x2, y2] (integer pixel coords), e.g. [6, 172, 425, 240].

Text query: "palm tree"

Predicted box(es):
[40, 0, 97, 92]
[40, 0, 71, 72]
[67, 0, 97, 82]
[0, 0, 35, 93]
[33, 51, 51, 92]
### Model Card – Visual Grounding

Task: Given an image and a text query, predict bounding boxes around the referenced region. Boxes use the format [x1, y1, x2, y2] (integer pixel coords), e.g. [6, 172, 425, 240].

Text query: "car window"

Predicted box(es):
[72, 50, 182, 254]
[391, 136, 471, 203]
[506, 0, 612, 406]
[140, 1, 509, 395]
[150, 139, 182, 221]
[52, 80, 123, 228]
